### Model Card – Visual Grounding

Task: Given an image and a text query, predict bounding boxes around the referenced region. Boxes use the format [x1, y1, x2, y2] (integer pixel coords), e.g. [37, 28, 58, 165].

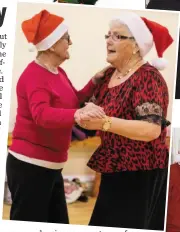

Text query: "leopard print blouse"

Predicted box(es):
[87, 63, 170, 173]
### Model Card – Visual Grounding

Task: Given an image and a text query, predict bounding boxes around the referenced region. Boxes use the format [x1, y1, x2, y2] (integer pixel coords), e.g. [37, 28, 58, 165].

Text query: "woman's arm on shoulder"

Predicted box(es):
[59, 66, 113, 104]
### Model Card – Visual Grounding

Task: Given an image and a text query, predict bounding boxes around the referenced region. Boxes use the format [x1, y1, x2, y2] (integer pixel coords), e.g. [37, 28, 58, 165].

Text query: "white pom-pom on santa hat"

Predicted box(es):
[28, 43, 36, 52]
[140, 17, 173, 70]
[151, 57, 168, 70]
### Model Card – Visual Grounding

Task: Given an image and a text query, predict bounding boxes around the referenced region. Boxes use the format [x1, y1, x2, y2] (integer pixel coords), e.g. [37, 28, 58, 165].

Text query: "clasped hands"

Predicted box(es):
[74, 102, 106, 130]
[74, 65, 113, 129]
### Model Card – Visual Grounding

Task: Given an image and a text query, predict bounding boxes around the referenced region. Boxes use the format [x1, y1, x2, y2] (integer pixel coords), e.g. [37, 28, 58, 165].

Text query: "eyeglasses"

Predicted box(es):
[105, 34, 134, 42]
[61, 34, 71, 43]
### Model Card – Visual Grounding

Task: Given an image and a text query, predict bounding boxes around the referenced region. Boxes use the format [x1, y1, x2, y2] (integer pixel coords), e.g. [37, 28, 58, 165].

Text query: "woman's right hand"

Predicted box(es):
[74, 103, 105, 122]
[92, 65, 113, 84]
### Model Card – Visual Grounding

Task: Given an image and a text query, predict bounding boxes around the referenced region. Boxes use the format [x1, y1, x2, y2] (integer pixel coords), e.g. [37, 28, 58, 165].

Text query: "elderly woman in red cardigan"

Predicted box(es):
[6, 10, 107, 223]
[77, 12, 173, 230]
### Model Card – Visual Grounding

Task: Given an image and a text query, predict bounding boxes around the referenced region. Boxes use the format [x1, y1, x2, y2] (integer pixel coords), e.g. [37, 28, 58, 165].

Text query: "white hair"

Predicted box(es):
[109, 18, 133, 36]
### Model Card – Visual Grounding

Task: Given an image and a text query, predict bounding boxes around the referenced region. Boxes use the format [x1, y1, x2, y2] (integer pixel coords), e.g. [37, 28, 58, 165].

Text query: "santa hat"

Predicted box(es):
[110, 12, 173, 70]
[21, 10, 68, 52]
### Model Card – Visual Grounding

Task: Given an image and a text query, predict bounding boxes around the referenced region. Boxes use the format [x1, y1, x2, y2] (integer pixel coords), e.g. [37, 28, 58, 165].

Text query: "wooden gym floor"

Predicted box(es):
[3, 197, 96, 225]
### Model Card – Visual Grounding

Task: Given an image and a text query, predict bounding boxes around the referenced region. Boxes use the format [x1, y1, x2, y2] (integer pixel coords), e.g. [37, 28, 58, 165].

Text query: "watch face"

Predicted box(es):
[103, 122, 109, 131]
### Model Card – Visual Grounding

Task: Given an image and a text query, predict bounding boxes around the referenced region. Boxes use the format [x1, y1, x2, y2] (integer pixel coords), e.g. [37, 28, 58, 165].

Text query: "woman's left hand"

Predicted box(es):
[76, 117, 105, 130]
[92, 65, 113, 84]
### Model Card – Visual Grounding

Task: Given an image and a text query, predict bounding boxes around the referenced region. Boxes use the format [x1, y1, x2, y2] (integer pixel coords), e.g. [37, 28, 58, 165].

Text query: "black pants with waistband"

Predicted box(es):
[6, 153, 69, 223]
[89, 168, 167, 230]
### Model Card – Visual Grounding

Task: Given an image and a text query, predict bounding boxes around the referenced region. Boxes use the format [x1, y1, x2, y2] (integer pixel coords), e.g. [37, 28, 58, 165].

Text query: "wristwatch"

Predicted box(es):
[102, 116, 112, 131]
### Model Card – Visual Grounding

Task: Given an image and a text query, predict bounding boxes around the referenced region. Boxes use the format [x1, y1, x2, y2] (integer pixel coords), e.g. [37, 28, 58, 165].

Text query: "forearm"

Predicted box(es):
[108, 117, 161, 142]
[32, 105, 77, 129]
[28, 87, 78, 129]
[77, 79, 96, 103]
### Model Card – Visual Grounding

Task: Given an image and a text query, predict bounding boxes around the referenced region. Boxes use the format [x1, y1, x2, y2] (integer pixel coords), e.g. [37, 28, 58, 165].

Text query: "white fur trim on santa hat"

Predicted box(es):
[28, 43, 36, 52]
[35, 22, 68, 51]
[110, 12, 154, 57]
[151, 57, 168, 70]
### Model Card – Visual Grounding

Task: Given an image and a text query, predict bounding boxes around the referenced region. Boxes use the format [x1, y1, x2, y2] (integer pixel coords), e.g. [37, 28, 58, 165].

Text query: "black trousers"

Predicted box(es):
[89, 168, 167, 230]
[6, 153, 69, 223]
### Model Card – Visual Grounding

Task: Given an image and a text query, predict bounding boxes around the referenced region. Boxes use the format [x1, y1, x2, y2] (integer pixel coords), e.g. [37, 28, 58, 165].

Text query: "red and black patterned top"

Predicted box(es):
[87, 62, 170, 173]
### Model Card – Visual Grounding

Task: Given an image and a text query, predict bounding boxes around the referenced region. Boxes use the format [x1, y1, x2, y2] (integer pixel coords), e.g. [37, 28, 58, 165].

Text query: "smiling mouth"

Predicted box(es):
[107, 49, 116, 54]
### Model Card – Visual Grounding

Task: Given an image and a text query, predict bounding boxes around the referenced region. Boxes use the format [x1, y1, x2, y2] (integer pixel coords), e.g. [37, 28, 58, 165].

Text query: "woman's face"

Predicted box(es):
[106, 23, 137, 67]
[51, 32, 72, 61]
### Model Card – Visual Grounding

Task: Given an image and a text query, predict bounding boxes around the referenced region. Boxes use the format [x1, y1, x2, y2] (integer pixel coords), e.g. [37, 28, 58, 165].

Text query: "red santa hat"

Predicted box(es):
[21, 9, 68, 52]
[110, 12, 173, 70]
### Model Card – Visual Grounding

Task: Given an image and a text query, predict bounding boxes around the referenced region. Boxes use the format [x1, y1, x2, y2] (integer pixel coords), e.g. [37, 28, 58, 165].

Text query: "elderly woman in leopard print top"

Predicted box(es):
[76, 12, 173, 230]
